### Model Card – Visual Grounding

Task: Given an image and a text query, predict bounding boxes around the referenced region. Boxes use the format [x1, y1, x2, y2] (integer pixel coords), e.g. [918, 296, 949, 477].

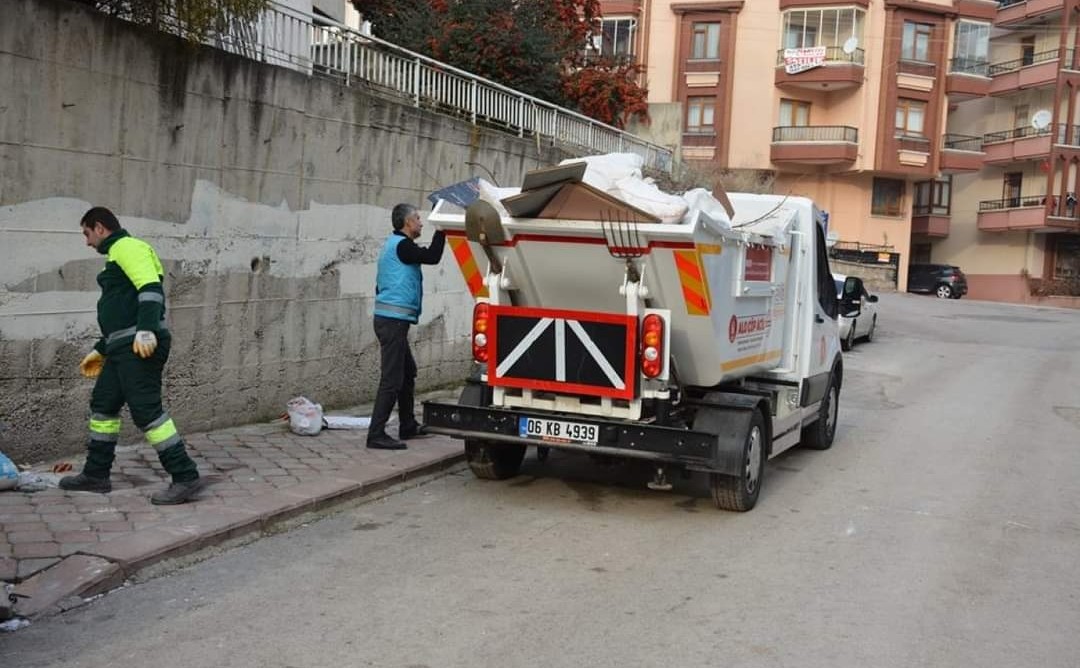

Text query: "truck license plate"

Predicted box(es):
[518, 417, 598, 446]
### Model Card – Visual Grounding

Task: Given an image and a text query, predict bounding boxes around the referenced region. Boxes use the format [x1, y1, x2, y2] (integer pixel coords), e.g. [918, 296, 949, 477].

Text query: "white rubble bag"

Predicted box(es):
[286, 397, 324, 436]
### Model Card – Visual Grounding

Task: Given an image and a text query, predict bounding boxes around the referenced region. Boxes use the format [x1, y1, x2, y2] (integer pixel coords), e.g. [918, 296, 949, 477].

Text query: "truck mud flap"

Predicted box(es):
[422, 401, 721, 469]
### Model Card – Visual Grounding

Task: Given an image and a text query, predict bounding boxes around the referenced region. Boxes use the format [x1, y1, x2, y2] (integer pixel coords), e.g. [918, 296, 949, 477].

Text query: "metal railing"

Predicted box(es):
[979, 195, 1045, 210]
[913, 203, 950, 216]
[1047, 195, 1080, 219]
[989, 49, 1066, 75]
[949, 57, 990, 76]
[771, 125, 858, 142]
[898, 59, 936, 77]
[998, 0, 1025, 6]
[120, 1, 673, 173]
[943, 134, 983, 151]
[982, 124, 1055, 143]
[895, 134, 931, 152]
[774, 46, 866, 67]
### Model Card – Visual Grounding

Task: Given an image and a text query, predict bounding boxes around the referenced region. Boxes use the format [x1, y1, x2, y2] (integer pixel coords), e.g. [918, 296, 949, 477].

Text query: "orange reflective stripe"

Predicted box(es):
[448, 237, 489, 298]
[674, 250, 710, 315]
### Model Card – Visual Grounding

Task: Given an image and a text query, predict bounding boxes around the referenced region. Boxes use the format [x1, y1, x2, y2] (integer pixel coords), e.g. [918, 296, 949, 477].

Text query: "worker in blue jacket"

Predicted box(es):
[368, 204, 446, 449]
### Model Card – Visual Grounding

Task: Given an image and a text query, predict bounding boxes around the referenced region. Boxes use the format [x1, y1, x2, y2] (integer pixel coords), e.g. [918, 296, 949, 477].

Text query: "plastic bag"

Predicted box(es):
[286, 397, 324, 436]
[0, 451, 18, 491]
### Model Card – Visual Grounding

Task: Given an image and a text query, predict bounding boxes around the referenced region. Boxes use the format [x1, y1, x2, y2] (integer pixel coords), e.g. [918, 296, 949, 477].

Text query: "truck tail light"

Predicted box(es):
[641, 314, 665, 378]
[472, 302, 490, 363]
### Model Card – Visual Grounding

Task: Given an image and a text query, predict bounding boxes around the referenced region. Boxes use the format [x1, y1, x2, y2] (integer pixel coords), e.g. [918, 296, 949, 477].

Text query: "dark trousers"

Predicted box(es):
[85, 336, 199, 482]
[369, 316, 419, 439]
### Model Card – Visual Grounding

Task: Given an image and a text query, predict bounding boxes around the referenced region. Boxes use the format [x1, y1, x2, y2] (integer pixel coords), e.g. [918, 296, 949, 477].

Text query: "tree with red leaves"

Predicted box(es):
[353, 0, 648, 128]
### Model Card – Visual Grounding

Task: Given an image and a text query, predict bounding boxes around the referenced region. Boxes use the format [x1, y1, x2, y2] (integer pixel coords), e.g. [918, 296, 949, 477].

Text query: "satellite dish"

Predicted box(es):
[1032, 109, 1052, 131]
[842, 36, 859, 55]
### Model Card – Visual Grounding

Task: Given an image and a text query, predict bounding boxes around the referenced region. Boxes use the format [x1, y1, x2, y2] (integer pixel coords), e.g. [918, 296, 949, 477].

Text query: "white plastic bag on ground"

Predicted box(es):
[323, 416, 372, 430]
[286, 397, 324, 436]
[0, 451, 18, 491]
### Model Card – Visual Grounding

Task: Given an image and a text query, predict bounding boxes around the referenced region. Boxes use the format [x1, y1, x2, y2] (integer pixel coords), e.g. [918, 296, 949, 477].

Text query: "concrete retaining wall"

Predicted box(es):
[0, 0, 573, 462]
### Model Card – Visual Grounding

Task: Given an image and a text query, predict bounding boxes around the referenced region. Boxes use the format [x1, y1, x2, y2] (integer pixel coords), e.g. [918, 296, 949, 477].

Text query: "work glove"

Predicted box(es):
[79, 351, 105, 378]
[132, 330, 158, 359]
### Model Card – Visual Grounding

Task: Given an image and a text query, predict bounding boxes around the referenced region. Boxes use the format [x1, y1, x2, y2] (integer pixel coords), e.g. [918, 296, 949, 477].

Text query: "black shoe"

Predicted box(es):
[59, 473, 112, 494]
[399, 424, 433, 440]
[367, 434, 407, 450]
[151, 478, 203, 505]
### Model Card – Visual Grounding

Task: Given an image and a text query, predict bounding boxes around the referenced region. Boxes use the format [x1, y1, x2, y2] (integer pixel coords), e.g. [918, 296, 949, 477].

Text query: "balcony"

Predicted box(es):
[977, 194, 1046, 230]
[947, 58, 991, 99]
[774, 47, 865, 91]
[911, 204, 950, 238]
[989, 49, 1065, 95]
[896, 135, 931, 167]
[770, 125, 858, 165]
[982, 125, 1054, 164]
[996, 0, 1064, 28]
[940, 134, 985, 172]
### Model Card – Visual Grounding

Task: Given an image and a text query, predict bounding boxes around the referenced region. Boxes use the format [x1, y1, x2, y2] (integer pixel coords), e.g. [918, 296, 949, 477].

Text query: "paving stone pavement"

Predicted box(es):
[0, 395, 465, 611]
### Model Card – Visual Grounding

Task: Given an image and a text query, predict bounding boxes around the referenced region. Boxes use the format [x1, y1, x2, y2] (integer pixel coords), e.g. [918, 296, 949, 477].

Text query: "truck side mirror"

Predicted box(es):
[868, 294, 879, 303]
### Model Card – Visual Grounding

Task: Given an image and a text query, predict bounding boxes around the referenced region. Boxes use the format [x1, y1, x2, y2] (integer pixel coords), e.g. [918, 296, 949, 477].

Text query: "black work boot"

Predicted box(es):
[367, 433, 407, 450]
[399, 424, 433, 440]
[59, 473, 112, 494]
[150, 478, 202, 505]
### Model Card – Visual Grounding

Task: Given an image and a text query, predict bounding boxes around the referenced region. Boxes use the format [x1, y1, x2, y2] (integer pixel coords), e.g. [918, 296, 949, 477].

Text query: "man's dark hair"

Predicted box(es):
[391, 203, 417, 231]
[80, 207, 121, 232]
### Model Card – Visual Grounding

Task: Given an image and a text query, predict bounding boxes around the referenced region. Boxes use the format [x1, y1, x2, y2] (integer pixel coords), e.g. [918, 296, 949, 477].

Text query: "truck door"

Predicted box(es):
[803, 221, 840, 405]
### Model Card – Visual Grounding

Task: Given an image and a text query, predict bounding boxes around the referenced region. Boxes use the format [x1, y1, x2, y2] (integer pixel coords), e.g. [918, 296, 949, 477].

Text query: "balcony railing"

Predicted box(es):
[998, 0, 1025, 6]
[979, 195, 1045, 210]
[983, 125, 1053, 143]
[989, 49, 1065, 75]
[943, 133, 983, 151]
[950, 58, 990, 76]
[898, 59, 936, 77]
[772, 126, 858, 142]
[896, 134, 931, 152]
[105, 1, 673, 173]
[913, 203, 950, 216]
[774, 46, 866, 66]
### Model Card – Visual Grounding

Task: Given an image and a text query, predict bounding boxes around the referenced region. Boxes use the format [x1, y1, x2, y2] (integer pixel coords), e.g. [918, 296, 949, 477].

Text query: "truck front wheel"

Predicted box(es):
[465, 441, 526, 480]
[710, 409, 766, 512]
[801, 372, 838, 450]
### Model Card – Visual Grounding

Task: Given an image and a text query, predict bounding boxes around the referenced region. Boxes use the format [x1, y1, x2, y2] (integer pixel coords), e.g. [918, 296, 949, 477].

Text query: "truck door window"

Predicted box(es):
[815, 224, 838, 318]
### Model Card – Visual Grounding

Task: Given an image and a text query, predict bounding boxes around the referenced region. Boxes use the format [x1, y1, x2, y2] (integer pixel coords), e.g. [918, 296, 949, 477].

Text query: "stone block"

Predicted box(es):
[12, 555, 122, 618]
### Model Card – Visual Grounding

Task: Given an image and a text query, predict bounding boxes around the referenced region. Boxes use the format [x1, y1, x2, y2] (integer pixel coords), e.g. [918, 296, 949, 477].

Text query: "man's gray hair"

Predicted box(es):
[391, 203, 417, 231]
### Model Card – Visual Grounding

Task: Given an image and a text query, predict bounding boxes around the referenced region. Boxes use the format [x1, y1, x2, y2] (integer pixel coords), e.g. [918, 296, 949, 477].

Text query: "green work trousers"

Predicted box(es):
[84, 336, 199, 482]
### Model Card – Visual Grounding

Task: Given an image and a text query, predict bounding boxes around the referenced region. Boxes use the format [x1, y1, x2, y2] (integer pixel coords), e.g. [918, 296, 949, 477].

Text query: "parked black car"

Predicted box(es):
[907, 263, 968, 299]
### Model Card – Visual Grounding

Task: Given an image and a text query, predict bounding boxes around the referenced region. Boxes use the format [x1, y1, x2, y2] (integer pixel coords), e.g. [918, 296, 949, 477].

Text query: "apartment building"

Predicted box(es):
[601, 0, 1080, 299]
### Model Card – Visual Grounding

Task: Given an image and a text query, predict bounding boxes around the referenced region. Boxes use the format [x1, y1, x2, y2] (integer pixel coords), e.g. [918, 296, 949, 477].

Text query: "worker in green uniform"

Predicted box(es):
[59, 207, 201, 505]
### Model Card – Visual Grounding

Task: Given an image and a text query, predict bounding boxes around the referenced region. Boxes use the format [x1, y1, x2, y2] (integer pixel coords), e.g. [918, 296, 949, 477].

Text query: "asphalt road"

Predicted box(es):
[3, 293, 1080, 667]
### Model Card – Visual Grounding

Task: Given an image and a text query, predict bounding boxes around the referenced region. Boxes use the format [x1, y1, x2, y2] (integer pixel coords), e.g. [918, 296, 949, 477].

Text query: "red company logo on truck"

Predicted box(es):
[728, 314, 771, 343]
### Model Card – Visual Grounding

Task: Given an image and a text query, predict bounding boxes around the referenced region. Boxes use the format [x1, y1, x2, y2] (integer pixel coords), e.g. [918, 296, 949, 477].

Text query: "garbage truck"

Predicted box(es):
[422, 156, 850, 511]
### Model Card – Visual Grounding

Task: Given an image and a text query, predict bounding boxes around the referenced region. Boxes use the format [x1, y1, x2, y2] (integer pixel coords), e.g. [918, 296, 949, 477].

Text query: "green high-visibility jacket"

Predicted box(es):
[93, 229, 167, 354]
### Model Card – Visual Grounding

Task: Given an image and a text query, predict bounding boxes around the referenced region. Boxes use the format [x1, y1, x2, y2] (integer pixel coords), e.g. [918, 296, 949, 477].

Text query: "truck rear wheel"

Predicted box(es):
[465, 441, 526, 480]
[710, 409, 766, 512]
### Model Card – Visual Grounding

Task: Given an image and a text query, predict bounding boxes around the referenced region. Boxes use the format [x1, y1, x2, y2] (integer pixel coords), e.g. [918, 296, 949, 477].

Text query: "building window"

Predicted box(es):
[952, 21, 989, 75]
[1053, 236, 1080, 279]
[914, 177, 951, 216]
[691, 23, 721, 60]
[686, 96, 715, 133]
[895, 99, 926, 137]
[781, 8, 865, 51]
[1021, 36, 1035, 66]
[779, 99, 811, 126]
[593, 17, 636, 60]
[872, 178, 905, 217]
[901, 22, 932, 62]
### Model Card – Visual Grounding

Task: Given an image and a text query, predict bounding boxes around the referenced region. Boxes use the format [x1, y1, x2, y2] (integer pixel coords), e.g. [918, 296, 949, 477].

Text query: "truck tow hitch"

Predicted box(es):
[646, 466, 673, 492]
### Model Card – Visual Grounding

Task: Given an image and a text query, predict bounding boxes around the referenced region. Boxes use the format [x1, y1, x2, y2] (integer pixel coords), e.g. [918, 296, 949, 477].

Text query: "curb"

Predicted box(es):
[10, 447, 465, 620]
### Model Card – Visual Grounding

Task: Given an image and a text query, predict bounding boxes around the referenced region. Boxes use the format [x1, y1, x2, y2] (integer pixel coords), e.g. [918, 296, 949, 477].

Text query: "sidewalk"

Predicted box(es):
[0, 390, 464, 621]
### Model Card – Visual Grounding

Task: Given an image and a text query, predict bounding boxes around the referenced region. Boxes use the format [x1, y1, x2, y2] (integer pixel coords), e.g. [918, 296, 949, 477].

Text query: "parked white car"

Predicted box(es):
[834, 273, 878, 351]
